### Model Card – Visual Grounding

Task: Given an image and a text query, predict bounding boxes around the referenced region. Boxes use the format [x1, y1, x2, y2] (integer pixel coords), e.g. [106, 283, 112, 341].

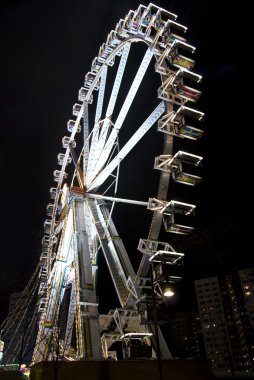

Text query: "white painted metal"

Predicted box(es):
[87, 193, 148, 207]
[88, 101, 165, 191]
[64, 281, 75, 355]
[106, 43, 131, 118]
[28, 2, 204, 365]
[86, 66, 108, 183]
[83, 102, 89, 180]
[73, 200, 102, 360]
[87, 47, 154, 186]
[87, 199, 137, 307]
[87, 43, 131, 182]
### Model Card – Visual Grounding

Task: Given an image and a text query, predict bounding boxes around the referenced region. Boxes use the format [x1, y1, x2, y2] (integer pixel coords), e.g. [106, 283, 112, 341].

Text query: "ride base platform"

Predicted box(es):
[30, 359, 213, 380]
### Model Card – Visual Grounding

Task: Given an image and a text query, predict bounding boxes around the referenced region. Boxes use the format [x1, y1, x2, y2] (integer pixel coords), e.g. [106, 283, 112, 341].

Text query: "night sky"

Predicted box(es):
[0, 0, 248, 321]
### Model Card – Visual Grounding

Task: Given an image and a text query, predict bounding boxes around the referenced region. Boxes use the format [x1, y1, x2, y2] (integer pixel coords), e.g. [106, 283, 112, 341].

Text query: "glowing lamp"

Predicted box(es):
[162, 284, 175, 297]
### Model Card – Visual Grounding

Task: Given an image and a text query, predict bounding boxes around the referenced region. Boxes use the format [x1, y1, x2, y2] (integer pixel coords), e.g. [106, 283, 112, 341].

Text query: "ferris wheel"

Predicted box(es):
[29, 3, 204, 364]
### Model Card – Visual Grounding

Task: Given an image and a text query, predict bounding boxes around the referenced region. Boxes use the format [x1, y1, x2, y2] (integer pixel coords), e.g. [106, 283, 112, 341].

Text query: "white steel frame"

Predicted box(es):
[31, 2, 204, 365]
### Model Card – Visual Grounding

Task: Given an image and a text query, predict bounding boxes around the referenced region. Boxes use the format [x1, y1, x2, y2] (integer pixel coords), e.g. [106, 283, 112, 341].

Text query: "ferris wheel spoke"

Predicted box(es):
[83, 103, 90, 180]
[95, 65, 108, 123]
[105, 42, 131, 118]
[86, 66, 108, 183]
[87, 47, 154, 185]
[87, 193, 148, 206]
[87, 101, 165, 191]
[69, 145, 84, 187]
[87, 43, 131, 184]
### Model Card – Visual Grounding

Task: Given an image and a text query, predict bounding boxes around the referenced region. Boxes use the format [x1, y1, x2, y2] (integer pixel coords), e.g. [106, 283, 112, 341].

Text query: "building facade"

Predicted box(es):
[238, 268, 254, 330]
[195, 269, 254, 372]
[168, 310, 205, 359]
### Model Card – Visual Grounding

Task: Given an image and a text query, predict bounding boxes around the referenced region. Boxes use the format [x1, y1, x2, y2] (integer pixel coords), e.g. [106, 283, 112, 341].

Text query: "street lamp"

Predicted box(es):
[149, 250, 183, 299]
[149, 259, 164, 380]
[148, 250, 184, 380]
[161, 283, 175, 298]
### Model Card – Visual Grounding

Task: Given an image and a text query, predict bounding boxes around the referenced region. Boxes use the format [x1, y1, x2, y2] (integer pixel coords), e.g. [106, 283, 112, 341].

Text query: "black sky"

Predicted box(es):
[0, 0, 249, 319]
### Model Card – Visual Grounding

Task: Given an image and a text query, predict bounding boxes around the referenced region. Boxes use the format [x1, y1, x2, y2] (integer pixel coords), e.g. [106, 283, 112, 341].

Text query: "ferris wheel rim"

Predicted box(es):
[32, 4, 204, 363]
[1, 5, 206, 366]
[45, 10, 200, 290]
[38, 3, 204, 284]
